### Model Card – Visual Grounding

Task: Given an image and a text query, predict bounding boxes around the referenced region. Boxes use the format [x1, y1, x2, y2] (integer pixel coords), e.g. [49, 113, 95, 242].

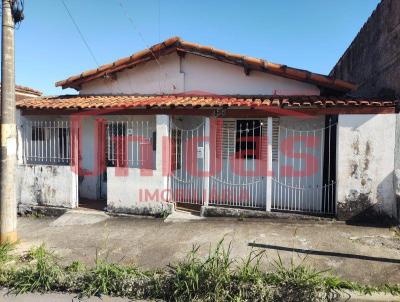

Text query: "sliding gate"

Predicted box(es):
[169, 116, 336, 215]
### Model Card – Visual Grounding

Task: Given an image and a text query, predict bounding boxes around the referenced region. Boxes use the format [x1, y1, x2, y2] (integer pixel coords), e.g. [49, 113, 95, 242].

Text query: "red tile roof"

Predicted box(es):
[56, 37, 356, 92]
[15, 85, 42, 96]
[16, 94, 396, 110]
[0, 85, 42, 96]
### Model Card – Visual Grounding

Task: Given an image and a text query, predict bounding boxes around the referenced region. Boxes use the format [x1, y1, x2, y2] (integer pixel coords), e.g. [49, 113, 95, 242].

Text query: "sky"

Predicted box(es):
[13, 0, 380, 95]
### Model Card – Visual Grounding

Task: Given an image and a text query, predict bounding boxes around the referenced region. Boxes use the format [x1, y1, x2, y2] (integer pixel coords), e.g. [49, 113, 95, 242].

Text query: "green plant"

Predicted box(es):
[74, 260, 158, 299]
[0, 240, 398, 301]
[266, 254, 341, 302]
[0, 242, 14, 265]
[166, 239, 234, 301]
[6, 244, 64, 294]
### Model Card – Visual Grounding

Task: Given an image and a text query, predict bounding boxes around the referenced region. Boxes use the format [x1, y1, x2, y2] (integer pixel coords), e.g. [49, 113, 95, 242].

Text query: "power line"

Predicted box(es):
[60, 0, 99, 67]
[116, 0, 162, 68]
[59, 0, 125, 94]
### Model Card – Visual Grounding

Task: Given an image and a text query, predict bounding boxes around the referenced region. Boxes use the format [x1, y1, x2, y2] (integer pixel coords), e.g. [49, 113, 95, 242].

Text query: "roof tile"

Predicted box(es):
[16, 94, 397, 111]
[55, 37, 357, 92]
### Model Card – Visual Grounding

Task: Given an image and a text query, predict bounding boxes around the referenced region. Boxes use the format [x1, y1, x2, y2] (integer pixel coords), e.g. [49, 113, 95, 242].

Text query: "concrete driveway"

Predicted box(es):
[15, 210, 400, 285]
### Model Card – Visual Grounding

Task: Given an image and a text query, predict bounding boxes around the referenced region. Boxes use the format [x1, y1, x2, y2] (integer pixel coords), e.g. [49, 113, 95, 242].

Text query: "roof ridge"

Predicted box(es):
[55, 37, 356, 93]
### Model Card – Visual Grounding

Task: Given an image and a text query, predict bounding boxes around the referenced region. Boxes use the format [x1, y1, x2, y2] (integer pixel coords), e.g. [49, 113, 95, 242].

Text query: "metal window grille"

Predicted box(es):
[106, 120, 155, 169]
[23, 120, 71, 165]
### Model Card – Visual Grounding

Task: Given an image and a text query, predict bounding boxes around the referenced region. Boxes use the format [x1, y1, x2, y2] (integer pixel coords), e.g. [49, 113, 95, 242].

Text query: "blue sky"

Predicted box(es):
[14, 0, 380, 95]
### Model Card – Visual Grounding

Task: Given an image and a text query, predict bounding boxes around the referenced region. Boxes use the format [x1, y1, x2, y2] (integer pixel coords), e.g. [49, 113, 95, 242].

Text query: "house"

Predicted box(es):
[0, 84, 42, 101]
[16, 37, 399, 223]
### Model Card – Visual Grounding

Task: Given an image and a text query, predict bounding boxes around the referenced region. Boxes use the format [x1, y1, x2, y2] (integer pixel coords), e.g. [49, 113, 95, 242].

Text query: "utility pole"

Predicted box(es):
[0, 0, 17, 244]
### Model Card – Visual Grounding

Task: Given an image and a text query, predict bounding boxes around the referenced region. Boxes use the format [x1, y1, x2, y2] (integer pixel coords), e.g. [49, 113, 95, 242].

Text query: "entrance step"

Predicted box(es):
[50, 209, 110, 227]
[165, 209, 204, 223]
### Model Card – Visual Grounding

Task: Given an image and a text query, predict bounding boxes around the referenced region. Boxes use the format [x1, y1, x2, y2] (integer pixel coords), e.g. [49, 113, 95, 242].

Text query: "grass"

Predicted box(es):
[0, 242, 14, 265]
[0, 240, 399, 301]
[4, 244, 64, 294]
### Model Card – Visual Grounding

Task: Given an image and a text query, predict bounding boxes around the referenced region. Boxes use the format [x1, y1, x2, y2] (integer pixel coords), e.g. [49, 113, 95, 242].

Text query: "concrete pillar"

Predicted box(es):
[0, 0, 17, 243]
[203, 117, 211, 206]
[394, 113, 400, 222]
[156, 115, 170, 200]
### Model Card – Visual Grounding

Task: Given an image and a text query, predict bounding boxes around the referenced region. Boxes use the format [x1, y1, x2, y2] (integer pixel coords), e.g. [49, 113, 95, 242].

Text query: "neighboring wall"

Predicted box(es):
[336, 114, 396, 221]
[79, 53, 320, 96]
[330, 0, 400, 97]
[331, 0, 400, 222]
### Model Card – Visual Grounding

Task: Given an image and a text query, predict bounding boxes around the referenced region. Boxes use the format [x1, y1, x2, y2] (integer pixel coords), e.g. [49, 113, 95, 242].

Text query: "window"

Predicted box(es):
[235, 120, 261, 159]
[24, 120, 71, 165]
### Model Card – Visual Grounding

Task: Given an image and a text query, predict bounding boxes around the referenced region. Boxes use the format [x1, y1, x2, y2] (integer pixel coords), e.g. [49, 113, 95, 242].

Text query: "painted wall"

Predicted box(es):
[336, 114, 396, 221]
[106, 167, 170, 215]
[80, 53, 184, 95]
[17, 164, 78, 211]
[79, 53, 320, 96]
[182, 54, 320, 95]
[106, 115, 171, 215]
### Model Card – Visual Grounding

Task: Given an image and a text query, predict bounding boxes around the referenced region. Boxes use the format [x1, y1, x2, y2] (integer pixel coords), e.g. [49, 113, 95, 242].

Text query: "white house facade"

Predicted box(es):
[16, 37, 399, 224]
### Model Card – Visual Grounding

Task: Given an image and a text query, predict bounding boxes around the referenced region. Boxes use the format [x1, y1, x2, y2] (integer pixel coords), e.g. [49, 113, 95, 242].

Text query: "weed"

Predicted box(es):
[6, 244, 64, 294]
[267, 254, 341, 302]
[0, 240, 398, 301]
[0, 242, 14, 265]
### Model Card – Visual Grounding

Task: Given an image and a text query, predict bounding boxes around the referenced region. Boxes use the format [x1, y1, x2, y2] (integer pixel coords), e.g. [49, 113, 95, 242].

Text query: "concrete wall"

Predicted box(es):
[17, 164, 78, 212]
[79, 53, 320, 96]
[181, 54, 320, 95]
[330, 0, 400, 97]
[106, 115, 171, 215]
[106, 167, 170, 215]
[336, 114, 396, 222]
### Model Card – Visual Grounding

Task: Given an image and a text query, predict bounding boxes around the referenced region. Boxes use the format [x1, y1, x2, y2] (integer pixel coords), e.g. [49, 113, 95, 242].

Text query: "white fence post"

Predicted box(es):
[203, 117, 211, 206]
[266, 117, 273, 211]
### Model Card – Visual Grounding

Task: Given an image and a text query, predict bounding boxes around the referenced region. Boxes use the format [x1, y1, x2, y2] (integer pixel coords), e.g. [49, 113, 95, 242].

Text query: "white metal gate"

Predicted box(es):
[271, 117, 336, 215]
[170, 116, 206, 205]
[209, 119, 269, 209]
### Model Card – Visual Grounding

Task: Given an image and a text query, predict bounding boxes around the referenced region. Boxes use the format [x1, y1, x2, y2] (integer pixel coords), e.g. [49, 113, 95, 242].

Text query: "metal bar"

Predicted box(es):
[266, 117, 272, 211]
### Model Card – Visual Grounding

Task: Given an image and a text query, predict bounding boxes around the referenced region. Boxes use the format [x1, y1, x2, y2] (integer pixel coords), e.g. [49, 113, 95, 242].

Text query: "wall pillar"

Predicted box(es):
[156, 115, 171, 201]
[203, 117, 211, 206]
[394, 112, 400, 222]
